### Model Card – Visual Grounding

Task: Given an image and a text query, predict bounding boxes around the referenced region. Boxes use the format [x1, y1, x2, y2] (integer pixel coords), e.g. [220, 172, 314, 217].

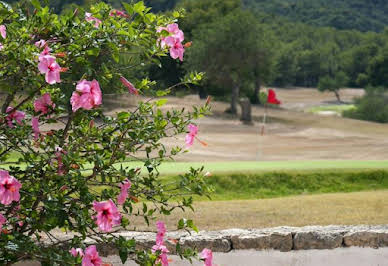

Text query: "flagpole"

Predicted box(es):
[261, 103, 267, 136]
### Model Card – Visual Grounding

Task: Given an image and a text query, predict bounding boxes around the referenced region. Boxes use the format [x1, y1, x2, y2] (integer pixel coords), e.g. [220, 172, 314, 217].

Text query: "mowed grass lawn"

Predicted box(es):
[147, 160, 388, 175]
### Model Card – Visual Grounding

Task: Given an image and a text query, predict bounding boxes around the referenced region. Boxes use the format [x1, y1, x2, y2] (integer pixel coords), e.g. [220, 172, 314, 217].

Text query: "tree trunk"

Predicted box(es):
[334, 90, 342, 103]
[228, 84, 239, 115]
[254, 77, 261, 104]
[240, 97, 252, 124]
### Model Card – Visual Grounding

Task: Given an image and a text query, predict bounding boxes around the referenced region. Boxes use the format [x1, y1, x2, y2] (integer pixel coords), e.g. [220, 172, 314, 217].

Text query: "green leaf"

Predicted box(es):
[133, 1, 146, 14]
[156, 99, 167, 107]
[119, 248, 128, 264]
[117, 112, 130, 120]
[86, 48, 100, 57]
[177, 218, 185, 229]
[31, 0, 41, 10]
[187, 219, 198, 233]
[122, 3, 133, 15]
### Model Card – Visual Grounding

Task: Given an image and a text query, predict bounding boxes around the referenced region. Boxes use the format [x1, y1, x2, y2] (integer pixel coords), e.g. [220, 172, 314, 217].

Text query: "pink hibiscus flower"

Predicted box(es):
[158, 23, 185, 61]
[34, 93, 55, 115]
[93, 199, 121, 232]
[35, 39, 47, 49]
[0, 25, 6, 39]
[185, 124, 198, 147]
[152, 244, 169, 266]
[120, 77, 139, 95]
[166, 23, 184, 42]
[31, 117, 40, 141]
[70, 79, 102, 112]
[82, 245, 102, 266]
[5, 107, 25, 128]
[70, 247, 84, 258]
[109, 10, 128, 18]
[0, 214, 6, 231]
[156, 220, 166, 245]
[38, 46, 51, 61]
[164, 36, 184, 61]
[0, 170, 22, 206]
[117, 179, 132, 205]
[201, 248, 213, 266]
[38, 55, 61, 84]
[85, 13, 102, 28]
[151, 221, 169, 265]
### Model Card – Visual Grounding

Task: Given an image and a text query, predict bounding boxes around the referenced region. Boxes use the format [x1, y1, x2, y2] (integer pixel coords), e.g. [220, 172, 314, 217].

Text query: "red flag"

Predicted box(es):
[267, 89, 281, 105]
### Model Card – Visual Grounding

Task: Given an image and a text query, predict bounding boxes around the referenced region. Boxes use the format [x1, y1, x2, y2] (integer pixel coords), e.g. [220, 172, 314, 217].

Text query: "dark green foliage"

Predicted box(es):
[343, 90, 388, 123]
[244, 0, 388, 32]
[144, 0, 179, 13]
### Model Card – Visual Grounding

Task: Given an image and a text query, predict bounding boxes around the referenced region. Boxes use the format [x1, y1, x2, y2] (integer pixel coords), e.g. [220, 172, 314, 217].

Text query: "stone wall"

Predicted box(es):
[79, 225, 388, 256]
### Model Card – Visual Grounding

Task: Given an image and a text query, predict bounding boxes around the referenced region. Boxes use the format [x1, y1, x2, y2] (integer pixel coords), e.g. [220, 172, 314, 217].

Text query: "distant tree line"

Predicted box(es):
[4, 0, 388, 122]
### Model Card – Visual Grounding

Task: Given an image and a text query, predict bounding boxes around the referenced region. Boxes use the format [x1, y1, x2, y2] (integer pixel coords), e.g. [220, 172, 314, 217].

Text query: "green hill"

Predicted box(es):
[244, 0, 388, 32]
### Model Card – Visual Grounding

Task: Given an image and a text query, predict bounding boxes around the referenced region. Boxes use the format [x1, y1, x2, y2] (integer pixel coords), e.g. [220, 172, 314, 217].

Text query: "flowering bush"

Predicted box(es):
[0, 1, 211, 265]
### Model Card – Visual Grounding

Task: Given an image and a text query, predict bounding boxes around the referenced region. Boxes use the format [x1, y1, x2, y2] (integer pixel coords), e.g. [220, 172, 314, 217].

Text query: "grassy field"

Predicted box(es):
[193, 169, 388, 200]
[116, 160, 388, 175]
[140, 190, 388, 230]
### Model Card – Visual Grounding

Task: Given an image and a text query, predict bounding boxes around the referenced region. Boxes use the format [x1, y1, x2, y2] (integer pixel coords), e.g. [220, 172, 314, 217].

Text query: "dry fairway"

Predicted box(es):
[155, 90, 388, 162]
[132, 190, 388, 231]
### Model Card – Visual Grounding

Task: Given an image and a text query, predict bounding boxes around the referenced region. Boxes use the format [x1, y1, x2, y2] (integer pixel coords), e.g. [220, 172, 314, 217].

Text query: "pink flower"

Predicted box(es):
[109, 10, 128, 18]
[85, 13, 102, 28]
[38, 55, 61, 84]
[70, 248, 84, 258]
[117, 179, 131, 205]
[82, 245, 102, 266]
[151, 221, 169, 265]
[35, 39, 46, 49]
[166, 23, 184, 42]
[185, 124, 198, 147]
[0, 170, 22, 206]
[201, 248, 213, 266]
[0, 43, 3, 51]
[165, 36, 184, 61]
[158, 23, 184, 42]
[156, 220, 166, 245]
[31, 117, 40, 141]
[70, 79, 102, 112]
[34, 93, 55, 114]
[5, 107, 25, 128]
[158, 23, 185, 61]
[152, 244, 169, 266]
[120, 77, 138, 95]
[93, 199, 121, 232]
[0, 25, 6, 39]
[0, 214, 6, 231]
[39, 46, 51, 61]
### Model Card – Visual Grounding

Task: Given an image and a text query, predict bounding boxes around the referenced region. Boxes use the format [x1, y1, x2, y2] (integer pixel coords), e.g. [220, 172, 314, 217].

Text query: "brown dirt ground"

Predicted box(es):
[144, 88, 388, 162]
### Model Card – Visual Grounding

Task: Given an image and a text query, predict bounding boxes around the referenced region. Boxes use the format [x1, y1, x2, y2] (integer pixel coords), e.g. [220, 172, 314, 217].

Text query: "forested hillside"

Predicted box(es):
[3, 0, 176, 13]
[244, 0, 388, 32]
[5, 0, 388, 32]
